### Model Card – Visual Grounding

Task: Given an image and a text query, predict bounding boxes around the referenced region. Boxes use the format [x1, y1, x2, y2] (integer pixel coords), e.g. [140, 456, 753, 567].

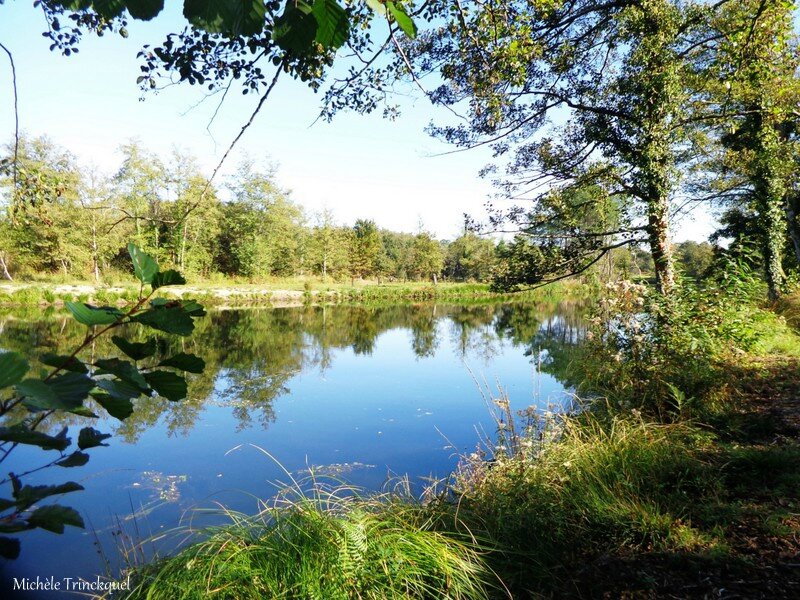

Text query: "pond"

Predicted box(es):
[0, 299, 586, 591]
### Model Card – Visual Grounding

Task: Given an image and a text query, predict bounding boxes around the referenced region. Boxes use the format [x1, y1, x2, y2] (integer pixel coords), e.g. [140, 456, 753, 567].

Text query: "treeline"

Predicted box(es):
[0, 137, 715, 287]
[0, 137, 496, 283]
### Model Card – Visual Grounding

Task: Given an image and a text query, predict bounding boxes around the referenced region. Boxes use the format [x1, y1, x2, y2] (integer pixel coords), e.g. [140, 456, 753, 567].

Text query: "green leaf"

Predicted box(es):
[127, 243, 159, 285]
[94, 358, 148, 390]
[311, 0, 350, 49]
[48, 372, 95, 406]
[273, 0, 317, 54]
[66, 302, 123, 326]
[180, 299, 206, 317]
[0, 425, 70, 452]
[387, 2, 416, 38]
[0, 498, 15, 511]
[132, 306, 195, 336]
[95, 378, 146, 401]
[111, 336, 156, 361]
[27, 505, 84, 533]
[14, 481, 83, 510]
[0, 352, 29, 389]
[151, 269, 186, 289]
[16, 374, 92, 411]
[78, 427, 111, 450]
[15, 379, 58, 411]
[158, 353, 205, 373]
[56, 452, 90, 468]
[183, 0, 266, 37]
[0, 537, 20, 559]
[144, 371, 188, 401]
[92, 393, 134, 421]
[125, 0, 163, 20]
[39, 353, 88, 374]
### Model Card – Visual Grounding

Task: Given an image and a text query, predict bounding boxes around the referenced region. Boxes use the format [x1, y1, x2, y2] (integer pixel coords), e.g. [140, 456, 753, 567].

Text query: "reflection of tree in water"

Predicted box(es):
[0, 301, 587, 442]
[493, 300, 590, 386]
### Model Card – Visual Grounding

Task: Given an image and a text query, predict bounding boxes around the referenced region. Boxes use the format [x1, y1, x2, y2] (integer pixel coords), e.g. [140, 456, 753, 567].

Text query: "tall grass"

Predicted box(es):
[113, 483, 495, 600]
[449, 406, 720, 591]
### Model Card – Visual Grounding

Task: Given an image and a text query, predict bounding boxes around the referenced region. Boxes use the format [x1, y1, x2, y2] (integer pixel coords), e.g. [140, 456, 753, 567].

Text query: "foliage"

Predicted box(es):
[0, 244, 204, 558]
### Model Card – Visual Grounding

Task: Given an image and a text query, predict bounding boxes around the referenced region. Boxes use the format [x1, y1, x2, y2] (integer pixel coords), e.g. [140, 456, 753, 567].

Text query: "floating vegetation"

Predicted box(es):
[131, 471, 188, 503]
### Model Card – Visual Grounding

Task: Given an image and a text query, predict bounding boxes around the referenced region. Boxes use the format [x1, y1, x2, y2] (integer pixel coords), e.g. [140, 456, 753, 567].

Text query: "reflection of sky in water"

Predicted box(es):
[0, 303, 584, 589]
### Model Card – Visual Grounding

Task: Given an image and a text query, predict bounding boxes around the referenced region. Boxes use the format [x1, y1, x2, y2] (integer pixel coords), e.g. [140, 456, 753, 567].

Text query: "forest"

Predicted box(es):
[1, 136, 715, 291]
[0, 0, 799, 599]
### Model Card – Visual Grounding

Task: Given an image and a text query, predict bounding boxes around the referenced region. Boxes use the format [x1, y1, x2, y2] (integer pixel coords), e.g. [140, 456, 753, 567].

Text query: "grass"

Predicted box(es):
[0, 278, 589, 307]
[113, 486, 496, 600]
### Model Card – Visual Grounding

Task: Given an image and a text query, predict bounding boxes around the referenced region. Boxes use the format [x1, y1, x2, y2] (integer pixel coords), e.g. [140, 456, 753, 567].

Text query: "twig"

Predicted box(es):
[0, 42, 19, 195]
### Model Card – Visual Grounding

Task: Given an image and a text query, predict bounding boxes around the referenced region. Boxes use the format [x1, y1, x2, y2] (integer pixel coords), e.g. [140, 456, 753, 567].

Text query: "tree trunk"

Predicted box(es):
[646, 191, 675, 296]
[0, 253, 12, 281]
[784, 192, 800, 265]
[756, 120, 788, 302]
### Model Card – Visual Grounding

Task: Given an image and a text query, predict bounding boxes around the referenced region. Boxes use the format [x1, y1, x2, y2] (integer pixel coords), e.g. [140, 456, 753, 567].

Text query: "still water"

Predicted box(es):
[0, 300, 585, 589]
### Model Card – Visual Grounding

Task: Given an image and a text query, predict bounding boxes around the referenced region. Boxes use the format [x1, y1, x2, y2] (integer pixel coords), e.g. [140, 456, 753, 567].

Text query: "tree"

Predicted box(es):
[410, 229, 444, 283]
[218, 161, 305, 278]
[164, 149, 223, 276]
[444, 232, 495, 282]
[702, 0, 800, 300]
[111, 141, 169, 260]
[350, 219, 381, 280]
[0, 136, 85, 276]
[395, 0, 726, 295]
[308, 209, 350, 281]
[675, 241, 714, 280]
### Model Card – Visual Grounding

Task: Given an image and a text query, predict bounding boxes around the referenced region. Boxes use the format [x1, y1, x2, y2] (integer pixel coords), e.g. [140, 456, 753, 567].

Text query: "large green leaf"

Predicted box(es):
[39, 353, 88, 374]
[14, 482, 83, 510]
[158, 352, 205, 373]
[132, 306, 195, 336]
[48, 372, 95, 406]
[386, 2, 417, 39]
[95, 378, 146, 401]
[0, 352, 29, 389]
[16, 379, 58, 411]
[311, 0, 350, 49]
[127, 243, 159, 285]
[273, 0, 317, 54]
[66, 302, 123, 326]
[92, 393, 134, 421]
[184, 0, 266, 37]
[55, 451, 90, 468]
[151, 269, 186, 289]
[111, 336, 157, 361]
[27, 505, 85, 533]
[125, 0, 163, 19]
[94, 358, 148, 390]
[144, 370, 188, 401]
[0, 425, 70, 452]
[78, 427, 111, 450]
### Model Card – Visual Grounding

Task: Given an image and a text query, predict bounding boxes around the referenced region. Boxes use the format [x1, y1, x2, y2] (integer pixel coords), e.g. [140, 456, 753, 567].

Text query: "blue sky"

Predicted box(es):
[0, 1, 713, 240]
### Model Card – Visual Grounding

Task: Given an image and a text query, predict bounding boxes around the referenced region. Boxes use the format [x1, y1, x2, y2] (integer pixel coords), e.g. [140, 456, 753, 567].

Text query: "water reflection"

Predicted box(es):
[0, 300, 589, 584]
[0, 301, 588, 443]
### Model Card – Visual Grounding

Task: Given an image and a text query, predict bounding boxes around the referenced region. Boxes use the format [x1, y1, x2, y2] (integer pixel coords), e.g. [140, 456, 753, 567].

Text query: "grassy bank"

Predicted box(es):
[108, 283, 800, 599]
[0, 279, 589, 308]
